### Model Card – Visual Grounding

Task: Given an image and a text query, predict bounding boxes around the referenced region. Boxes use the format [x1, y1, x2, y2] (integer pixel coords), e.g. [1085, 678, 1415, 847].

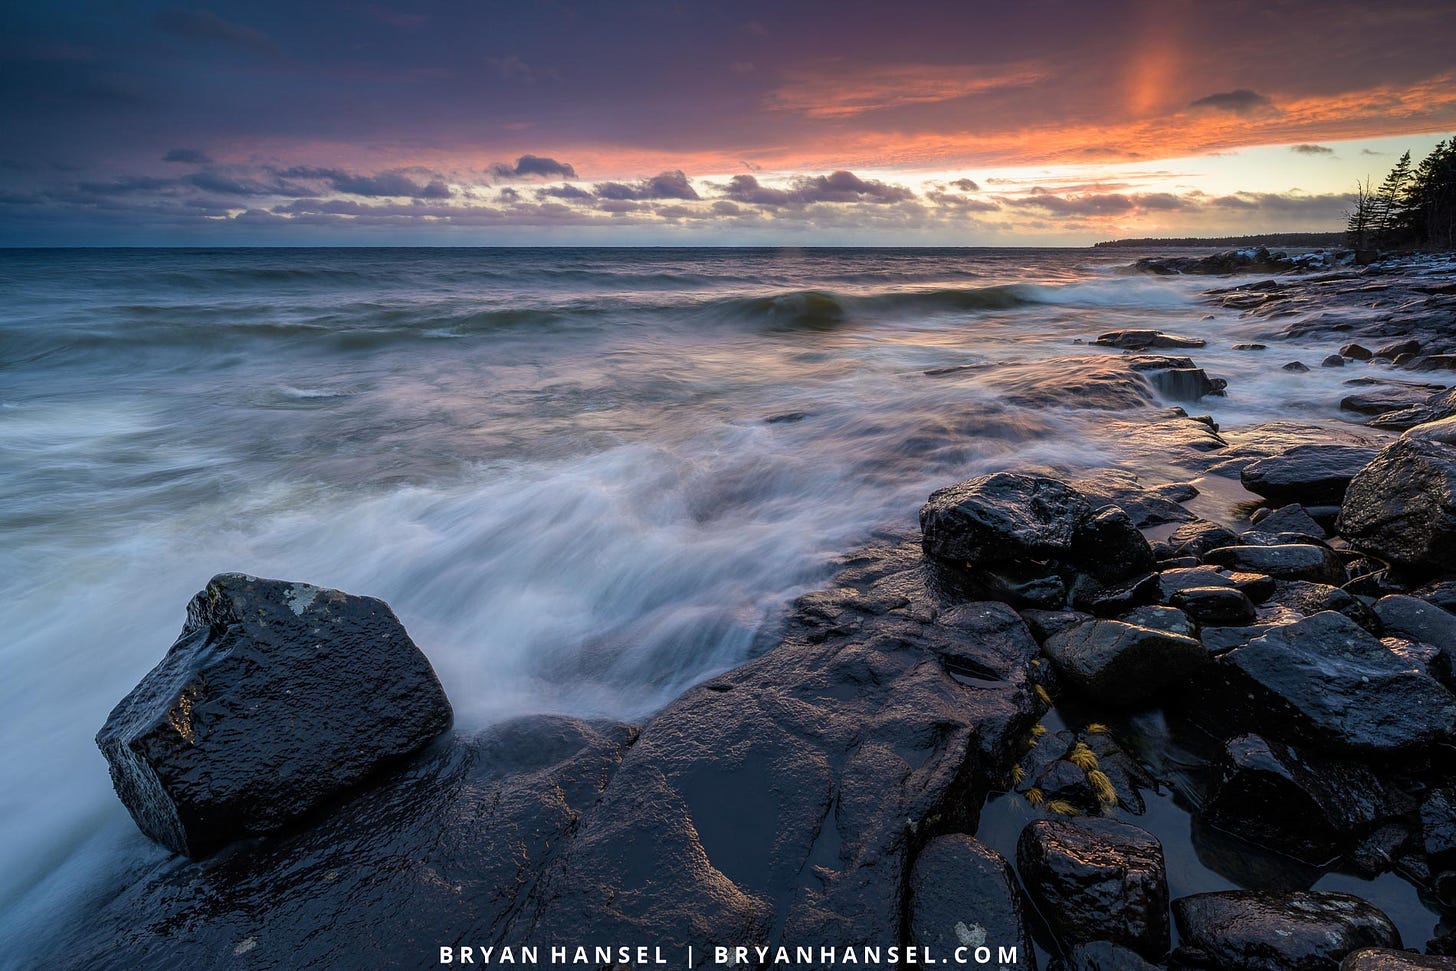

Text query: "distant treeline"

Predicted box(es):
[1093, 233, 1345, 249]
[1347, 139, 1456, 250]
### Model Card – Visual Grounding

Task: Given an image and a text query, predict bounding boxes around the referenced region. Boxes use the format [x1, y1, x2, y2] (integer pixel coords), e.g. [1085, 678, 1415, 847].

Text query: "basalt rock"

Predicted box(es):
[52, 716, 638, 968]
[921, 473, 1153, 608]
[1255, 503, 1328, 539]
[94, 573, 453, 858]
[1172, 891, 1400, 970]
[908, 836, 1034, 966]
[1042, 618, 1208, 706]
[1202, 733, 1391, 863]
[1340, 439, 1456, 574]
[1167, 519, 1240, 558]
[1200, 611, 1456, 756]
[1016, 817, 1169, 959]
[1203, 544, 1346, 585]
[1240, 444, 1382, 505]
[1093, 329, 1206, 350]
[1266, 580, 1381, 633]
[1171, 586, 1257, 626]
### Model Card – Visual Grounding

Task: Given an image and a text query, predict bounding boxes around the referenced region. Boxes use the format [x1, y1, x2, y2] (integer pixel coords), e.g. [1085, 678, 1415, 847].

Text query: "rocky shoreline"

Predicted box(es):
[50, 249, 1456, 969]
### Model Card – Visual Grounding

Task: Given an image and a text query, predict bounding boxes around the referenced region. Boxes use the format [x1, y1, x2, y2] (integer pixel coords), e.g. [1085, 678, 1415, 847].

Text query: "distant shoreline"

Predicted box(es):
[1093, 232, 1346, 249]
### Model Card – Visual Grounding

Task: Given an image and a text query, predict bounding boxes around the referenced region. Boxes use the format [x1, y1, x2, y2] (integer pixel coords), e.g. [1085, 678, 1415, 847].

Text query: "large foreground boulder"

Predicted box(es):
[1340, 439, 1456, 574]
[1172, 890, 1400, 970]
[95, 573, 453, 858]
[1016, 817, 1169, 959]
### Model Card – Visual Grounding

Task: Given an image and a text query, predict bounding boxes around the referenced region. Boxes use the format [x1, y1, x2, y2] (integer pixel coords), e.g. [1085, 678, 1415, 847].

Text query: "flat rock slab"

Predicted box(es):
[1203, 544, 1346, 585]
[1209, 611, 1456, 756]
[1093, 329, 1207, 350]
[1016, 817, 1169, 959]
[44, 716, 637, 968]
[1172, 890, 1400, 970]
[95, 573, 453, 858]
[1240, 444, 1382, 505]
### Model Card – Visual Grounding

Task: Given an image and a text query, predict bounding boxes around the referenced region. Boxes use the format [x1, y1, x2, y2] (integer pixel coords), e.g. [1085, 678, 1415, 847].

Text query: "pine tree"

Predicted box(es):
[1373, 151, 1413, 243]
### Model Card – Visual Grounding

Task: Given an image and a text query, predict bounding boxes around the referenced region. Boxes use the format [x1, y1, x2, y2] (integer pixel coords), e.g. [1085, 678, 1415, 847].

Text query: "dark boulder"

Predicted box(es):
[1266, 580, 1381, 633]
[1093, 329, 1206, 350]
[909, 836, 1034, 965]
[1202, 734, 1390, 863]
[1420, 788, 1456, 872]
[1377, 339, 1423, 359]
[1324, 355, 1348, 368]
[1205, 611, 1456, 756]
[1240, 444, 1382, 505]
[1047, 941, 1160, 970]
[1405, 416, 1456, 444]
[1168, 519, 1240, 558]
[1284, 361, 1311, 372]
[1203, 544, 1346, 585]
[1017, 817, 1168, 959]
[921, 474, 1153, 608]
[1373, 596, 1456, 663]
[1172, 891, 1400, 970]
[1340, 439, 1456, 573]
[1043, 618, 1208, 706]
[1342, 950, 1456, 970]
[1342, 344, 1375, 360]
[94, 573, 453, 858]
[1256, 503, 1328, 539]
[921, 473, 1091, 565]
[1159, 565, 1237, 599]
[1119, 605, 1197, 638]
[1171, 586, 1257, 626]
[1071, 470, 1197, 527]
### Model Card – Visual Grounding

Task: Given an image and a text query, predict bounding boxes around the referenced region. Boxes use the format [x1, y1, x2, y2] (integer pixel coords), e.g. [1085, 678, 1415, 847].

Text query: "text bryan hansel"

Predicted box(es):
[439, 944, 1022, 966]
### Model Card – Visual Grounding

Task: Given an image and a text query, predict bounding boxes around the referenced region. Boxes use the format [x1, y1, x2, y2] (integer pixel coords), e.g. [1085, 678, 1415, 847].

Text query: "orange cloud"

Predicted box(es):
[764, 62, 1046, 119]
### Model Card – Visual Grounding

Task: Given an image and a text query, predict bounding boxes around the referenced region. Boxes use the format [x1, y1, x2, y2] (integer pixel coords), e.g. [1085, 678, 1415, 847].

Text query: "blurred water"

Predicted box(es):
[0, 246, 1373, 944]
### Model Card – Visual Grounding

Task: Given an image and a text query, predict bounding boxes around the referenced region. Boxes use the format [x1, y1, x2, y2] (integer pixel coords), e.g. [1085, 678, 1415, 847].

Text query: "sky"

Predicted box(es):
[1, 0, 1454, 245]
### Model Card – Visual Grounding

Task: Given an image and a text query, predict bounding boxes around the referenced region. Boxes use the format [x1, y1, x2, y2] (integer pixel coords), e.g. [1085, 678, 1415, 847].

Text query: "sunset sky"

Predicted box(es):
[2, 0, 1454, 245]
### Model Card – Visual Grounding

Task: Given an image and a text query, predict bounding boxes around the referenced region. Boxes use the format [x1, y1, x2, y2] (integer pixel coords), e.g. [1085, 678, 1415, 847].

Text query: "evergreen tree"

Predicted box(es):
[1345, 178, 1376, 250]
[1373, 151, 1412, 242]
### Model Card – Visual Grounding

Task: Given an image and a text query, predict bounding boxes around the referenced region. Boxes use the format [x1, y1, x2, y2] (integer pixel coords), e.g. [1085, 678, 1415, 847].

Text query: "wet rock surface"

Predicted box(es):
[1043, 618, 1208, 705]
[94, 573, 454, 858]
[1172, 890, 1400, 970]
[1200, 611, 1456, 755]
[1240, 444, 1382, 505]
[909, 835, 1033, 967]
[1017, 817, 1169, 959]
[1341, 950, 1456, 970]
[1341, 439, 1456, 574]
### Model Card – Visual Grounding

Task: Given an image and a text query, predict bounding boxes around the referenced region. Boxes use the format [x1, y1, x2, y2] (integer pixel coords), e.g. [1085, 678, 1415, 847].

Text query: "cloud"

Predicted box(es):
[163, 148, 212, 165]
[154, 9, 281, 58]
[950, 178, 979, 192]
[1006, 192, 1194, 216]
[489, 154, 578, 180]
[767, 62, 1045, 119]
[594, 170, 699, 201]
[1188, 89, 1274, 114]
[275, 166, 452, 198]
[1290, 143, 1335, 155]
[537, 183, 593, 200]
[722, 171, 915, 206]
[925, 191, 999, 211]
